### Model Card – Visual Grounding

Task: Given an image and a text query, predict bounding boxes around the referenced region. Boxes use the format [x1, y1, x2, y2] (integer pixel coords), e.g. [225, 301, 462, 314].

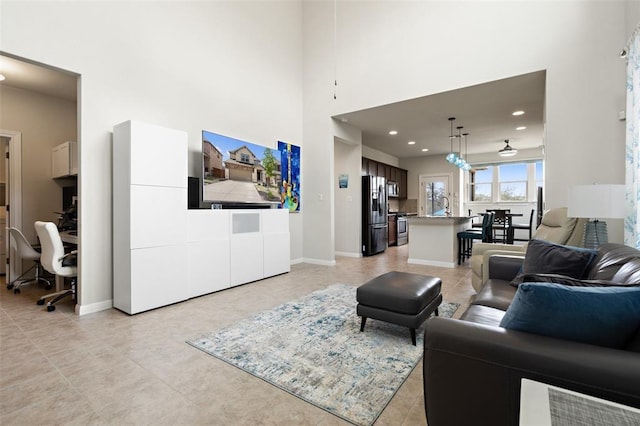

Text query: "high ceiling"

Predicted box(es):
[333, 70, 546, 160]
[0, 54, 77, 101]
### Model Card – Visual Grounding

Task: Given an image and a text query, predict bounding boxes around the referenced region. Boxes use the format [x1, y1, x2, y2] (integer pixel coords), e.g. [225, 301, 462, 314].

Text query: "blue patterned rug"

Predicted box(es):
[187, 283, 459, 426]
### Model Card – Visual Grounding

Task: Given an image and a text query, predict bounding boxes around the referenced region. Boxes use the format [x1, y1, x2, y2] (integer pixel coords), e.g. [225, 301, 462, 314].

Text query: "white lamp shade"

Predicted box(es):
[567, 185, 626, 219]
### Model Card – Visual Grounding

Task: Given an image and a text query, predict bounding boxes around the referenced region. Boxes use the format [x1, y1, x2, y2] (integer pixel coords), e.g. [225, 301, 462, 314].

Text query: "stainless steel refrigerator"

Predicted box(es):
[362, 175, 388, 256]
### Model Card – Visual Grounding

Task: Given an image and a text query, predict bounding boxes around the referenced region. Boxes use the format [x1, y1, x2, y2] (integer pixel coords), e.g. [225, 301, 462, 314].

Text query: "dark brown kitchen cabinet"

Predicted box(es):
[377, 162, 386, 179]
[361, 157, 408, 198]
[399, 169, 408, 199]
[368, 159, 377, 176]
[389, 167, 397, 184]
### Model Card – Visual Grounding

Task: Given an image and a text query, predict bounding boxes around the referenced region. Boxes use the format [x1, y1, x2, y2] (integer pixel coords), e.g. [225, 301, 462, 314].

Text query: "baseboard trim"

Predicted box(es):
[335, 251, 361, 258]
[290, 258, 304, 265]
[407, 258, 455, 269]
[75, 299, 113, 316]
[302, 258, 337, 266]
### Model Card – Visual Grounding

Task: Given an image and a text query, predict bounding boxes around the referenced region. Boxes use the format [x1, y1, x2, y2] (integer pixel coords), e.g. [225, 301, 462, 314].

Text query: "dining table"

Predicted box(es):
[474, 211, 523, 244]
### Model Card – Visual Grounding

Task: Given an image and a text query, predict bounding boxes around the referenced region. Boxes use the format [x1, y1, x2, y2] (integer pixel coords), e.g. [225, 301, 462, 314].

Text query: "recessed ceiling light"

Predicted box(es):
[389, 130, 398, 135]
[340, 117, 348, 123]
[407, 141, 416, 145]
[0, 74, 5, 81]
[512, 110, 525, 116]
[516, 126, 527, 130]
[421, 148, 429, 152]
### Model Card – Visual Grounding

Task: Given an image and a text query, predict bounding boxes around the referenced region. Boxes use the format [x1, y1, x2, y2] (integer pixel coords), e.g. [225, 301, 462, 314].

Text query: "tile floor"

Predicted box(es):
[0, 245, 475, 425]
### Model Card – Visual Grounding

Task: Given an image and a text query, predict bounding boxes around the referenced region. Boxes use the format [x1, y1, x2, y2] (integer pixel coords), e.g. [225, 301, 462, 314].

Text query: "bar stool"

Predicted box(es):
[457, 212, 494, 265]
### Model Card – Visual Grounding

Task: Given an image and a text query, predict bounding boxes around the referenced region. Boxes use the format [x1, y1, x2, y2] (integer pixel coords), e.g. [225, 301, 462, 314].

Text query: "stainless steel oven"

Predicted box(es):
[397, 216, 408, 245]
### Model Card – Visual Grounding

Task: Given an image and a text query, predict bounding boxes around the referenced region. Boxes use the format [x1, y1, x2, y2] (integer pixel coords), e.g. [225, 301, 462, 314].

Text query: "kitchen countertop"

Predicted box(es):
[408, 215, 475, 224]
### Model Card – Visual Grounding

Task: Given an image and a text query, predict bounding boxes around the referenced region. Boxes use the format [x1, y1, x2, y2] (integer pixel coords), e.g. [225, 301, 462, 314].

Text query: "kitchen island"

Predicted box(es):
[407, 216, 474, 268]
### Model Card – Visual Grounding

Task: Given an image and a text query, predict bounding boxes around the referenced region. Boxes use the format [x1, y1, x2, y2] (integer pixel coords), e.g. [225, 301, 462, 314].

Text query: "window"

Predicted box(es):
[535, 161, 543, 189]
[470, 167, 493, 202]
[499, 163, 527, 201]
[469, 160, 543, 203]
[240, 153, 250, 163]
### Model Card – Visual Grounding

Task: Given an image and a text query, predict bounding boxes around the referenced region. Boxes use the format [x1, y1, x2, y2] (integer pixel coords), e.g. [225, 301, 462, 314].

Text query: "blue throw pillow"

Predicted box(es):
[500, 282, 640, 348]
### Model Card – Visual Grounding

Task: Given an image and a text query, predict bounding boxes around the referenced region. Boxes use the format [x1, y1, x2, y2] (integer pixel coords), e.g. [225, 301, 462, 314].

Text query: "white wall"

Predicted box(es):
[361, 145, 399, 168]
[0, 85, 77, 242]
[302, 1, 627, 262]
[333, 121, 362, 256]
[626, 1, 640, 39]
[1, 1, 303, 313]
[1, 1, 631, 309]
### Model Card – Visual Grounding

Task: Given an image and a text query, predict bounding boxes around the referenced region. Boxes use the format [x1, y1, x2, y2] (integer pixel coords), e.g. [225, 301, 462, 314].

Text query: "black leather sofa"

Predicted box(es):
[423, 243, 640, 426]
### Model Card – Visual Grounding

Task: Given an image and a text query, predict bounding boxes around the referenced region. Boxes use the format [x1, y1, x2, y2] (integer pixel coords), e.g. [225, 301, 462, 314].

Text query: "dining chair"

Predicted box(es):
[34, 221, 78, 312]
[489, 209, 510, 244]
[6, 227, 52, 294]
[511, 208, 535, 242]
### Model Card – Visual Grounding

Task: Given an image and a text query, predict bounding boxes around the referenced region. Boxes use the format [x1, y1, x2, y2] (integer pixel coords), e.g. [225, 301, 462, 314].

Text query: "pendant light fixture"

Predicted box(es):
[454, 126, 466, 168]
[444, 117, 471, 170]
[445, 117, 458, 164]
[498, 139, 518, 157]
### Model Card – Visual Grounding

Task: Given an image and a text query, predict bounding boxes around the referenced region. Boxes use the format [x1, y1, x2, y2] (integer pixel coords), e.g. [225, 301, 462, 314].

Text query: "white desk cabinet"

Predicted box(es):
[113, 121, 188, 314]
[52, 141, 78, 178]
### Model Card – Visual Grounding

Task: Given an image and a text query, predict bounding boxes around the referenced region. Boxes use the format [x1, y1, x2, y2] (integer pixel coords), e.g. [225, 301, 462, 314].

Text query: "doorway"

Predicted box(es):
[419, 174, 451, 216]
[0, 52, 79, 309]
[0, 130, 23, 282]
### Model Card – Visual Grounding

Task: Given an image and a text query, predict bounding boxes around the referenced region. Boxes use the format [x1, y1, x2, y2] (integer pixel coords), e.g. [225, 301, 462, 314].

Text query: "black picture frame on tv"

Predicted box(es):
[201, 130, 282, 208]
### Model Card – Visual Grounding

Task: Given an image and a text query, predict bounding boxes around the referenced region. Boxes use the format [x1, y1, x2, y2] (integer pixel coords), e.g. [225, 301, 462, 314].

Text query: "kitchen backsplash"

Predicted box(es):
[400, 198, 417, 214]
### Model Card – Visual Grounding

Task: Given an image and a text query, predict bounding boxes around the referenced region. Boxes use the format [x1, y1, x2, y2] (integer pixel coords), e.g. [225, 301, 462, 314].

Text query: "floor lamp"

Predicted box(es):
[567, 184, 626, 249]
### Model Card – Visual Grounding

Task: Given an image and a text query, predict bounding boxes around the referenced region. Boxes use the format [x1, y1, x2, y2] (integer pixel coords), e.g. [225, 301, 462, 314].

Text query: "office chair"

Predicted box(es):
[6, 227, 52, 294]
[34, 221, 77, 312]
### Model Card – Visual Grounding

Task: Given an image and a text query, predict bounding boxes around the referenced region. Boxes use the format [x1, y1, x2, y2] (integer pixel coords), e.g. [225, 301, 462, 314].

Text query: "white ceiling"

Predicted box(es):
[0, 54, 77, 101]
[333, 70, 546, 159]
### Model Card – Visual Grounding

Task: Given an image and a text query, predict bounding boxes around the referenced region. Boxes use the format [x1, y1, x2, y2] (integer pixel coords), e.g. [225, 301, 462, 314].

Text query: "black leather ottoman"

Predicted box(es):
[356, 271, 442, 345]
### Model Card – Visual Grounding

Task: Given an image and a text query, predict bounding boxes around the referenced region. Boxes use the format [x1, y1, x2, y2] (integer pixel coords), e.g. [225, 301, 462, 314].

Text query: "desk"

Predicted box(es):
[59, 230, 78, 245]
[520, 379, 640, 425]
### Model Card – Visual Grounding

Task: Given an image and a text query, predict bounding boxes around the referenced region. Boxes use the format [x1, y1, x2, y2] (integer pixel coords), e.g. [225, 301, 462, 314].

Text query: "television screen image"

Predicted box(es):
[202, 130, 283, 206]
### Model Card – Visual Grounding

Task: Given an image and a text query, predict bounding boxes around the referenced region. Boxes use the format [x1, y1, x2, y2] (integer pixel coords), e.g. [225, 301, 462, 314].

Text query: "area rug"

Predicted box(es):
[187, 283, 459, 426]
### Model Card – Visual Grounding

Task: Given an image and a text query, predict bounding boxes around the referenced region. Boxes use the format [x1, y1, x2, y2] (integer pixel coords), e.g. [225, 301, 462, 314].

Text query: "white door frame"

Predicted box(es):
[0, 129, 23, 282]
[418, 173, 452, 216]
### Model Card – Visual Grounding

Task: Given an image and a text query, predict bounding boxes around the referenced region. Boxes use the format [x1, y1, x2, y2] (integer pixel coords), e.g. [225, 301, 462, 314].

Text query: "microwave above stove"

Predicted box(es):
[388, 182, 398, 198]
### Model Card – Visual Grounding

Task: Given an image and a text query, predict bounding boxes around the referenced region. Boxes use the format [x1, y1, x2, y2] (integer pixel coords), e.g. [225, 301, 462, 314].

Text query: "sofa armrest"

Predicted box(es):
[472, 242, 525, 257]
[423, 317, 640, 426]
[482, 250, 525, 284]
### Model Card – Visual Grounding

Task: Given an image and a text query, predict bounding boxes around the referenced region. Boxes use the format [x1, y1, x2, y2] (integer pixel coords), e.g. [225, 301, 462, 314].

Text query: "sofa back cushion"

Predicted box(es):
[500, 282, 640, 349]
[588, 243, 640, 281]
[511, 240, 597, 286]
[533, 208, 577, 245]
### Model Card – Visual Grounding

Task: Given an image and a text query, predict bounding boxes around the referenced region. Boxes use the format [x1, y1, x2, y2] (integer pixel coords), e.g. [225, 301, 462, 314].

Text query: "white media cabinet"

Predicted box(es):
[113, 120, 290, 314]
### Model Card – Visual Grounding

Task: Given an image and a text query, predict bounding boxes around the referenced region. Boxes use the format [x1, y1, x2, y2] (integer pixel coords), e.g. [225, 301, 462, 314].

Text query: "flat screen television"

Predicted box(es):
[202, 130, 281, 208]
